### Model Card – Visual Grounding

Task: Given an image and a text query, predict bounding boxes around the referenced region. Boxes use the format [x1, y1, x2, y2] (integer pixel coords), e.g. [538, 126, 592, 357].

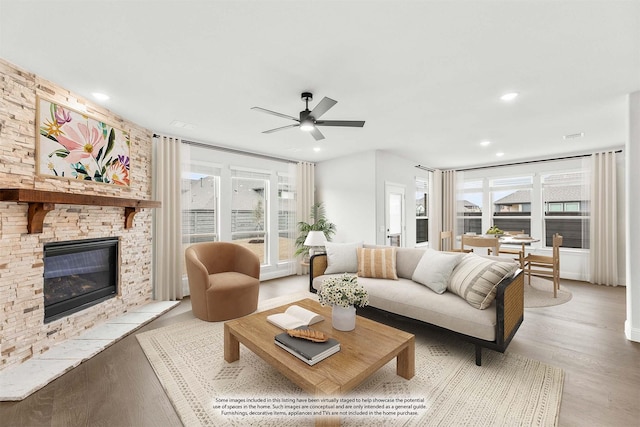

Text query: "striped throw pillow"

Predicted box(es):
[447, 253, 518, 309]
[356, 247, 398, 280]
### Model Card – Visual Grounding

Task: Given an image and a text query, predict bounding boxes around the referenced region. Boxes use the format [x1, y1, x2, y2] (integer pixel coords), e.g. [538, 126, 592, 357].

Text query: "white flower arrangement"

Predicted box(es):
[318, 273, 369, 308]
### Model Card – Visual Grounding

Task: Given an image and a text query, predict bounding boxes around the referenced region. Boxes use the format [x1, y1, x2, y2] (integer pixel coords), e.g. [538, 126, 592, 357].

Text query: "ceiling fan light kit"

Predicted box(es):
[251, 92, 365, 141]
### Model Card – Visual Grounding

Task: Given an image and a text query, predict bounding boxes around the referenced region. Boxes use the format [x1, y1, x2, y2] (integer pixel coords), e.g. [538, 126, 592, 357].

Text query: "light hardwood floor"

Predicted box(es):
[0, 276, 638, 426]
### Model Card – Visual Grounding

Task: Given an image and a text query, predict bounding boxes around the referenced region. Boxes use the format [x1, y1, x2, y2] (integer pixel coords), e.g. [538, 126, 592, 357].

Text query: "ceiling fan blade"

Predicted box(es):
[310, 127, 325, 141]
[315, 120, 365, 127]
[262, 123, 299, 134]
[309, 97, 337, 119]
[251, 106, 299, 122]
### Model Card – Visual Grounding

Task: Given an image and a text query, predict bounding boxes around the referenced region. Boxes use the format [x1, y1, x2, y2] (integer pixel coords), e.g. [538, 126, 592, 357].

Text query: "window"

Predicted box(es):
[231, 170, 269, 264]
[491, 176, 532, 235]
[415, 178, 428, 244]
[278, 173, 296, 262]
[542, 172, 589, 249]
[182, 172, 220, 245]
[459, 179, 483, 234]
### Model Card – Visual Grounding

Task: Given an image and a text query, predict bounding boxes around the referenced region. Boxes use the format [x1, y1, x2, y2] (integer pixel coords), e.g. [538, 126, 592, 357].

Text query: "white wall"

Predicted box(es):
[315, 150, 430, 246]
[315, 151, 377, 243]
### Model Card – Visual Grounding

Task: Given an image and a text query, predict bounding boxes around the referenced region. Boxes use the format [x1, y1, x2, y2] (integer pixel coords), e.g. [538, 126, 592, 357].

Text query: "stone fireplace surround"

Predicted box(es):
[0, 58, 164, 381]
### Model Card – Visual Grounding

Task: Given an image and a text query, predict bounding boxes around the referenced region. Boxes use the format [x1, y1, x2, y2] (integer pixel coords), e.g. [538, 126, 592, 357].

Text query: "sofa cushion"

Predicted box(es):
[448, 253, 518, 309]
[412, 249, 464, 294]
[356, 247, 398, 280]
[324, 241, 363, 274]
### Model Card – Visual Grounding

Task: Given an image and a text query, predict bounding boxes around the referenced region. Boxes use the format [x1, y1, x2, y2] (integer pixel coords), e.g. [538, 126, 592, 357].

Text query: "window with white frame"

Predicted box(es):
[277, 173, 296, 262]
[415, 178, 428, 244]
[231, 169, 270, 264]
[459, 179, 483, 234]
[491, 175, 532, 235]
[542, 172, 589, 249]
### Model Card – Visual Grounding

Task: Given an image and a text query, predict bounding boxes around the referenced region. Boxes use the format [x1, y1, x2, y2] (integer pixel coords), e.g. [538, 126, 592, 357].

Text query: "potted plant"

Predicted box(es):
[294, 202, 336, 260]
[318, 273, 369, 331]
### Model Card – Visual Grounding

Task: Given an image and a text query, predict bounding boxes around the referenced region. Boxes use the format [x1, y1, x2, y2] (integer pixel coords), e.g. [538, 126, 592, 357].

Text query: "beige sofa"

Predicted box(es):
[310, 244, 524, 366]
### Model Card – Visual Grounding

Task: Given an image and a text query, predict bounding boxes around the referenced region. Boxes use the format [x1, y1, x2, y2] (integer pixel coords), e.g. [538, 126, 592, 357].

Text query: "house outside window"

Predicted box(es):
[542, 172, 589, 249]
[491, 176, 533, 235]
[459, 179, 483, 234]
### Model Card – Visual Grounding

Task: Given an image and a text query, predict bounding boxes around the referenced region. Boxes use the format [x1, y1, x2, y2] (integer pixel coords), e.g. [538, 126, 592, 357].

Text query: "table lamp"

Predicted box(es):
[304, 231, 327, 256]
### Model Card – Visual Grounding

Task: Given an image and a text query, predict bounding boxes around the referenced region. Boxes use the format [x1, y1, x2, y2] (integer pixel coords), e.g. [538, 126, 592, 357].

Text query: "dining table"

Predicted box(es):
[499, 235, 540, 267]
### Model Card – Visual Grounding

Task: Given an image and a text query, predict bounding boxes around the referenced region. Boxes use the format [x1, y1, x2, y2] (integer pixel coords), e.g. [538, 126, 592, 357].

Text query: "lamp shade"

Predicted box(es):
[304, 231, 327, 247]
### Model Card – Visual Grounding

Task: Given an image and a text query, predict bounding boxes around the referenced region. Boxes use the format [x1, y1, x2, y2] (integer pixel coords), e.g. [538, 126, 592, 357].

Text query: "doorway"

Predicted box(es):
[385, 183, 405, 247]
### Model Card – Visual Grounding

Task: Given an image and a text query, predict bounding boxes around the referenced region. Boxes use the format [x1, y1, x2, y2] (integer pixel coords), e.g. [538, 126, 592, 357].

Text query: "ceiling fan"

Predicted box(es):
[251, 92, 365, 141]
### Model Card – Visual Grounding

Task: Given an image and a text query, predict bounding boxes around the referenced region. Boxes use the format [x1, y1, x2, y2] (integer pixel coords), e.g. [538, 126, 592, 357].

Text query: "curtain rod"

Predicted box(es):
[153, 134, 300, 164]
[454, 149, 623, 172]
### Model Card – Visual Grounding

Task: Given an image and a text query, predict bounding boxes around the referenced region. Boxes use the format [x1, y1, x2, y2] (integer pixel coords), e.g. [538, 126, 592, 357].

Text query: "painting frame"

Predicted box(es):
[36, 97, 131, 187]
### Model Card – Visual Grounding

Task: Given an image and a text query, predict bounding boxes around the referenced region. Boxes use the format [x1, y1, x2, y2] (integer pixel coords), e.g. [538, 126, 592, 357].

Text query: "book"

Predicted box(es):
[274, 327, 340, 366]
[266, 305, 324, 330]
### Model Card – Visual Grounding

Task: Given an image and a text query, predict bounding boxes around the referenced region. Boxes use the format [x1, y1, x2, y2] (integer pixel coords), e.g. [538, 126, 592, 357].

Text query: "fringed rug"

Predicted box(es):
[137, 292, 564, 426]
[524, 276, 573, 308]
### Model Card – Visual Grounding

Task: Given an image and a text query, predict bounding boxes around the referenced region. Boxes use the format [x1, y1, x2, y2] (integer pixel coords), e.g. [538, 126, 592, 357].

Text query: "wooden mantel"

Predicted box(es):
[0, 188, 161, 233]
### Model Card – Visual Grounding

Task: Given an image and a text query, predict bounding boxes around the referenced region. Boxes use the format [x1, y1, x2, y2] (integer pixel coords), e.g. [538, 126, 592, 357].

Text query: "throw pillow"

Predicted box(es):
[324, 241, 363, 274]
[448, 253, 518, 309]
[412, 248, 464, 294]
[356, 247, 398, 280]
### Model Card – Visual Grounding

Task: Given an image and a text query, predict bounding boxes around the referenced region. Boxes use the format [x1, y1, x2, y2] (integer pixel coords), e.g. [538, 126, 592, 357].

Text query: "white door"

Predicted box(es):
[385, 183, 405, 247]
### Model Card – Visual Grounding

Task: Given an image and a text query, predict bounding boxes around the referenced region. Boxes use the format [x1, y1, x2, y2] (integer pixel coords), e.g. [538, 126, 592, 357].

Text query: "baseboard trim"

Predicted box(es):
[624, 320, 640, 342]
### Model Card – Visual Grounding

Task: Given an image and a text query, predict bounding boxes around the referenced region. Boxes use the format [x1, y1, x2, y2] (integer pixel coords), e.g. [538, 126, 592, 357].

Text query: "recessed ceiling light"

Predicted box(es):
[496, 152, 505, 157]
[313, 147, 321, 152]
[563, 132, 584, 140]
[91, 92, 109, 101]
[480, 140, 491, 146]
[500, 92, 519, 101]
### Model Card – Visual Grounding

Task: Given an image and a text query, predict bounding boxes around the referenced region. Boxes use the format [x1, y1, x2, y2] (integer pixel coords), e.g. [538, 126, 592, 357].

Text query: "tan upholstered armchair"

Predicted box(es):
[185, 242, 260, 321]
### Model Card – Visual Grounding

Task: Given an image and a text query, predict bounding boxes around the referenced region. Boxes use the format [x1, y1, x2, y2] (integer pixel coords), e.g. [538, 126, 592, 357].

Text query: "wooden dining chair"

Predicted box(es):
[521, 233, 562, 298]
[461, 234, 500, 256]
[440, 231, 470, 252]
[498, 230, 525, 258]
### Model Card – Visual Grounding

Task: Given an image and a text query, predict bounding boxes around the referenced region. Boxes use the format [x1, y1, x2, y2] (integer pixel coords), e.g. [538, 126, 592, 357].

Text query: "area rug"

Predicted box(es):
[524, 276, 572, 308]
[137, 292, 564, 427]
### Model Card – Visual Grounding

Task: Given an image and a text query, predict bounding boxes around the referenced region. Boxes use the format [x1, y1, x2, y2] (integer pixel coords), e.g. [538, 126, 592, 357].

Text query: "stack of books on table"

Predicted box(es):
[274, 328, 340, 366]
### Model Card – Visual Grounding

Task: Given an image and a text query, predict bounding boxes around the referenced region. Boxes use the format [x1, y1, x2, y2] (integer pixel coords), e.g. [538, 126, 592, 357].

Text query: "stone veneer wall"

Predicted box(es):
[0, 58, 155, 372]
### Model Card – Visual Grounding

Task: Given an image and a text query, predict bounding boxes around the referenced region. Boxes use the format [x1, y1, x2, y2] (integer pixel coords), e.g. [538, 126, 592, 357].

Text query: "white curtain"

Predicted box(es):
[153, 135, 184, 300]
[296, 162, 315, 275]
[590, 151, 618, 286]
[442, 170, 458, 246]
[430, 170, 443, 249]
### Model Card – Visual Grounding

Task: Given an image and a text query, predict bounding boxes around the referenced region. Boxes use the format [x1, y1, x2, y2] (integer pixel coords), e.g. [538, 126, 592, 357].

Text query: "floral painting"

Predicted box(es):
[37, 97, 131, 186]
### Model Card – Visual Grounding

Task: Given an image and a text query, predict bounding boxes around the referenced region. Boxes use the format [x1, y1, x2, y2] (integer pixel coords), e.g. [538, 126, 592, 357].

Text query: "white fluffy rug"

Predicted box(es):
[137, 292, 564, 426]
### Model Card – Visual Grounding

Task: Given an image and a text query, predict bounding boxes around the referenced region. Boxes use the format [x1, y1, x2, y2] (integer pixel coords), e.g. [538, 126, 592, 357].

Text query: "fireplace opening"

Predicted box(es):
[43, 237, 118, 323]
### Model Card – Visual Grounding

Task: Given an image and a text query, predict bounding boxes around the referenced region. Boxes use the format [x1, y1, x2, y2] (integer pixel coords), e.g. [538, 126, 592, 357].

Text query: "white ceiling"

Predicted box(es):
[1, 1, 638, 169]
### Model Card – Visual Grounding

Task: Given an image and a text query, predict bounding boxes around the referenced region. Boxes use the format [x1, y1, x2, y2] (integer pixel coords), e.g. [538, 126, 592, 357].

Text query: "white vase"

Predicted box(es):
[332, 305, 356, 331]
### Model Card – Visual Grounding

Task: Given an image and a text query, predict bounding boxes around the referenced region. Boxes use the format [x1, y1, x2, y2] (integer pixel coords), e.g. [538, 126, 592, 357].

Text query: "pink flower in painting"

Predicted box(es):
[56, 123, 107, 163]
[106, 160, 130, 186]
[54, 107, 72, 125]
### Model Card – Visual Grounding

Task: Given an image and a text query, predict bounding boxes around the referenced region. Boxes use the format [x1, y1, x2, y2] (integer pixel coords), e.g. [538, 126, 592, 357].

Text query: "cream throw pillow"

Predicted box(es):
[412, 248, 464, 294]
[324, 241, 363, 274]
[448, 253, 518, 309]
[357, 247, 398, 280]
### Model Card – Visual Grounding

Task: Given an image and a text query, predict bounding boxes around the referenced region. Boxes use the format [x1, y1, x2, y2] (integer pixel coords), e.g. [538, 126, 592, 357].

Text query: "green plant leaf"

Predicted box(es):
[105, 129, 116, 157]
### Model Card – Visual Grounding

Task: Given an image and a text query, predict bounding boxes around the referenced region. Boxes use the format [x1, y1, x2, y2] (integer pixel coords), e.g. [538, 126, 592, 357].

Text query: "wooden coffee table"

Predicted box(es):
[224, 298, 415, 426]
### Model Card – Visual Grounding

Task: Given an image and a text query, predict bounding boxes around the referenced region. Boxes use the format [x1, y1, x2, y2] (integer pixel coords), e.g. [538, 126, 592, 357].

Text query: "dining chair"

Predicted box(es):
[521, 233, 563, 298]
[440, 231, 471, 252]
[461, 234, 500, 256]
[498, 230, 525, 258]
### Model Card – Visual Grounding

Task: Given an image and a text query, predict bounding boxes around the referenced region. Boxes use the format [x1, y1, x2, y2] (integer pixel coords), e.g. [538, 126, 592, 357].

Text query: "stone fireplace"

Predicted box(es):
[0, 58, 157, 373]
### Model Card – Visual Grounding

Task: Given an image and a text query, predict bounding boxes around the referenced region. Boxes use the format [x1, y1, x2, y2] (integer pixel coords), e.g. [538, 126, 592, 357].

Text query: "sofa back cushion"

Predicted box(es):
[357, 247, 398, 280]
[324, 241, 363, 274]
[364, 244, 427, 279]
[412, 249, 464, 294]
